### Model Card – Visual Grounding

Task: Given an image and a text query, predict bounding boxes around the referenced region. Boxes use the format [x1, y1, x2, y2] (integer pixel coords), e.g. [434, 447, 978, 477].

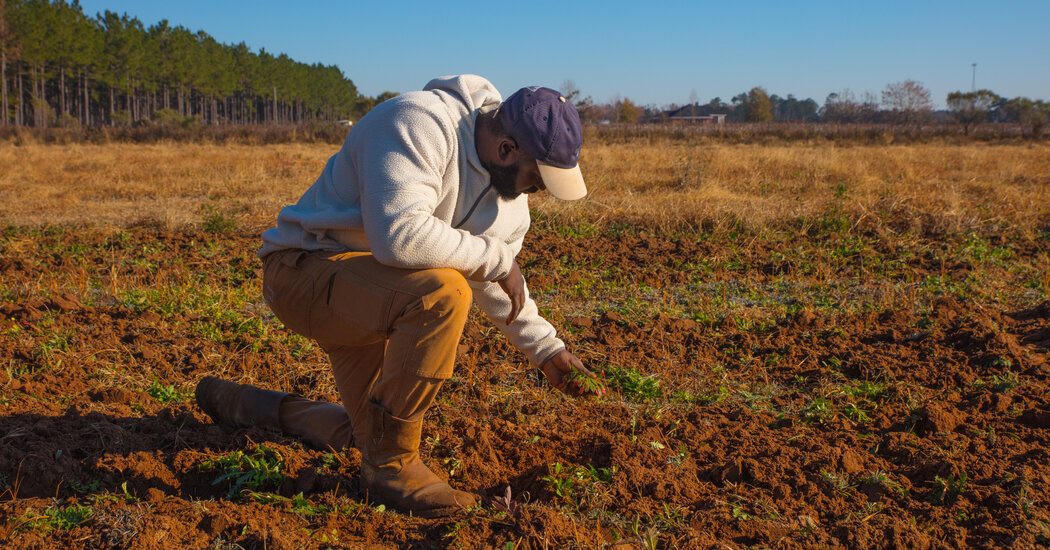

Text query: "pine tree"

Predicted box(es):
[1, 0, 373, 128]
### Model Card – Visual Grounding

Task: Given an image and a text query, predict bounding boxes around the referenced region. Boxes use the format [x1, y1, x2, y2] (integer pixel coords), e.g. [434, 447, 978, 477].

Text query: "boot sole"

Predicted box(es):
[358, 487, 470, 519]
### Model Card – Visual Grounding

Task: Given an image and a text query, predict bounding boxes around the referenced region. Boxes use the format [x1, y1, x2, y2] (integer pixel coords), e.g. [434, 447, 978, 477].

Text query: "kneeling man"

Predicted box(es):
[196, 75, 598, 517]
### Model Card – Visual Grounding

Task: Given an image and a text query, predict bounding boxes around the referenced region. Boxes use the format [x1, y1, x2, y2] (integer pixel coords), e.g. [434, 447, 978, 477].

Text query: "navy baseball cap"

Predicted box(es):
[498, 86, 587, 201]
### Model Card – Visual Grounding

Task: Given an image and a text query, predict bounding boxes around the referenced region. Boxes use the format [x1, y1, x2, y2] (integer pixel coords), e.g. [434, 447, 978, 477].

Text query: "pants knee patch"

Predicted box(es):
[420, 270, 472, 314]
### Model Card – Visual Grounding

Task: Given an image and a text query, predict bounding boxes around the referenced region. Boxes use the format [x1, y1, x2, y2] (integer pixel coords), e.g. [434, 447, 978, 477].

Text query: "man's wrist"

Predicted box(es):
[537, 347, 566, 367]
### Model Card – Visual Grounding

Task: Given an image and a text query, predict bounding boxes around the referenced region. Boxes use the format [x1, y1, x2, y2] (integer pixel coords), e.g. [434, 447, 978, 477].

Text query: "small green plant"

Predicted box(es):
[442, 457, 464, 479]
[843, 402, 872, 424]
[68, 479, 100, 495]
[731, 504, 753, 521]
[565, 368, 607, 396]
[201, 206, 237, 234]
[541, 462, 617, 503]
[803, 397, 834, 424]
[933, 473, 968, 505]
[606, 366, 662, 401]
[1014, 479, 1034, 520]
[989, 371, 1019, 392]
[821, 355, 843, 370]
[120, 481, 139, 502]
[856, 502, 884, 521]
[638, 526, 660, 550]
[667, 444, 689, 467]
[844, 381, 887, 401]
[201, 445, 285, 498]
[34, 329, 71, 367]
[1034, 519, 1050, 544]
[17, 503, 94, 534]
[655, 502, 686, 529]
[146, 379, 189, 404]
[859, 470, 908, 497]
[542, 463, 579, 502]
[248, 491, 330, 516]
[319, 452, 339, 470]
[821, 470, 855, 495]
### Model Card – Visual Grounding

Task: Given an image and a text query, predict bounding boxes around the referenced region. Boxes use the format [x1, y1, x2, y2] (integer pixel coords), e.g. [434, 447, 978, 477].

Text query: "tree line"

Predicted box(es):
[565, 79, 1049, 136]
[2, 1, 1046, 136]
[0, 0, 390, 128]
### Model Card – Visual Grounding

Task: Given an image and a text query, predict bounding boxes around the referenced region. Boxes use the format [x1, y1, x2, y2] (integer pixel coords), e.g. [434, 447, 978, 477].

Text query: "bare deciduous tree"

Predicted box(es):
[560, 79, 580, 103]
[882, 80, 933, 125]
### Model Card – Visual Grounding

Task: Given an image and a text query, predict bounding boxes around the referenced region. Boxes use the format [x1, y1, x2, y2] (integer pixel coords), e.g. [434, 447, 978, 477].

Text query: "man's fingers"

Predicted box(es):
[565, 355, 595, 378]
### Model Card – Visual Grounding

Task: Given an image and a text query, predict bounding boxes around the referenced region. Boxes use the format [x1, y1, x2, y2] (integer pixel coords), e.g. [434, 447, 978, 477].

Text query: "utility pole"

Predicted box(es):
[971, 63, 976, 92]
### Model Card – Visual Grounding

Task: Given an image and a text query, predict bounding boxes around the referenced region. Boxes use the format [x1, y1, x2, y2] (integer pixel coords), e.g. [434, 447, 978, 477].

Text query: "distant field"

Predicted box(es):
[1, 138, 1049, 548]
[1, 140, 1047, 236]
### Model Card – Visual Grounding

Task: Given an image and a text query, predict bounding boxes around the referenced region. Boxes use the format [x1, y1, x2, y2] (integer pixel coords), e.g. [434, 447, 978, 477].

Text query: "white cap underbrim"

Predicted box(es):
[536, 161, 587, 201]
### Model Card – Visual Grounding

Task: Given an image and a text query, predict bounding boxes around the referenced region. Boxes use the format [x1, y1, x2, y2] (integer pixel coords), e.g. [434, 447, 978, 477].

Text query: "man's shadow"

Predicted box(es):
[0, 405, 355, 502]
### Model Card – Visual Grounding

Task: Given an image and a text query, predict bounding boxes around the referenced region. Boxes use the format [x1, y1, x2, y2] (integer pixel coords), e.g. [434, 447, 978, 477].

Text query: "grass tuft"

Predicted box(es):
[201, 445, 286, 498]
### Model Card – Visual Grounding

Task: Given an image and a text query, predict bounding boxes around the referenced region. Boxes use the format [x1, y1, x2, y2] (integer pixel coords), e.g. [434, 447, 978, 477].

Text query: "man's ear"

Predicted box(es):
[495, 136, 519, 166]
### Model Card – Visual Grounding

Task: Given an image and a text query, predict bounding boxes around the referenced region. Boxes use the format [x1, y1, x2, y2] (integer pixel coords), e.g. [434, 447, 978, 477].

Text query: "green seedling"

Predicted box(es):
[731, 504, 753, 521]
[844, 381, 888, 401]
[68, 479, 100, 495]
[16, 503, 94, 534]
[201, 445, 285, 498]
[248, 491, 330, 516]
[989, 371, 1019, 392]
[442, 457, 464, 479]
[565, 368, 607, 396]
[933, 473, 968, 505]
[605, 366, 662, 401]
[146, 379, 189, 404]
[843, 402, 872, 423]
[541, 462, 617, 503]
[202, 206, 237, 234]
[638, 526, 659, 550]
[859, 470, 908, 497]
[821, 470, 855, 495]
[319, 452, 339, 470]
[857, 502, 884, 521]
[803, 397, 834, 424]
[542, 463, 578, 502]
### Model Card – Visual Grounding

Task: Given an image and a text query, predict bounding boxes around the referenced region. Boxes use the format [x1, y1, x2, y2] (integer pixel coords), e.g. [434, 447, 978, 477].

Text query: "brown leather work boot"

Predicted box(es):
[359, 402, 476, 518]
[194, 376, 289, 430]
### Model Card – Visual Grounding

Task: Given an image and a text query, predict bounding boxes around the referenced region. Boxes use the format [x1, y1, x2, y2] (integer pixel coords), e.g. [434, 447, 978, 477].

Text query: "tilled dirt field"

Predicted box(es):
[1, 226, 1049, 549]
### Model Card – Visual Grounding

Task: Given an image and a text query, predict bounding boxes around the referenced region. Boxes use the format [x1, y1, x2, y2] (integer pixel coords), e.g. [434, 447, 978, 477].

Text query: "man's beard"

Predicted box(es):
[484, 160, 521, 200]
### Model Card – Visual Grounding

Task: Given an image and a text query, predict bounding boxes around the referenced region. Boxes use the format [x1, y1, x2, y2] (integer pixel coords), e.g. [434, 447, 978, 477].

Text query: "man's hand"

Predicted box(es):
[541, 350, 600, 396]
[497, 260, 525, 325]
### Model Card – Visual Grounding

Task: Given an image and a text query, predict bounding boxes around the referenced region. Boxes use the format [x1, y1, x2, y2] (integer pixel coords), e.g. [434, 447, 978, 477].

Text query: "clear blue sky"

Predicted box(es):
[77, 0, 1050, 108]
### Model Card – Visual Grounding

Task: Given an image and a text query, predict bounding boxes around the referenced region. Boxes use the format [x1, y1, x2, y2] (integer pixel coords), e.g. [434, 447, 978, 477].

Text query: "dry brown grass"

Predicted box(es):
[2, 139, 1048, 236]
[0, 143, 330, 230]
[540, 140, 1050, 236]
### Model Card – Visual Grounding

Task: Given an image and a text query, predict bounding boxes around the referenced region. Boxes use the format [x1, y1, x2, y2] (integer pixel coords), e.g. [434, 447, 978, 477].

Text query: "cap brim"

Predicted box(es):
[536, 161, 587, 201]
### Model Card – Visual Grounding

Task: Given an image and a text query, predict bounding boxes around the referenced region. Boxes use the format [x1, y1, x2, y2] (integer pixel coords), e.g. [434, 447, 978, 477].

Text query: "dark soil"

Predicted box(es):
[1, 227, 1049, 549]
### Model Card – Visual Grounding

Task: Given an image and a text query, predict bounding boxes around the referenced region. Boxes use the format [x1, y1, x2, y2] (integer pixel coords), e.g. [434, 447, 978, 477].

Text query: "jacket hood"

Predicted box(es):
[423, 75, 503, 114]
[422, 75, 503, 189]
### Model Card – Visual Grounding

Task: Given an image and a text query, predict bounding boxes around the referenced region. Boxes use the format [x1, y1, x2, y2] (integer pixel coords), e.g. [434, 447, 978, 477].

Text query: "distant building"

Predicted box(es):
[664, 104, 726, 124]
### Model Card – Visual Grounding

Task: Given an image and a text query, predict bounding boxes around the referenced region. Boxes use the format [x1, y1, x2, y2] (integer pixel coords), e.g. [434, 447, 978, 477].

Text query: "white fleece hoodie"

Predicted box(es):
[260, 75, 565, 366]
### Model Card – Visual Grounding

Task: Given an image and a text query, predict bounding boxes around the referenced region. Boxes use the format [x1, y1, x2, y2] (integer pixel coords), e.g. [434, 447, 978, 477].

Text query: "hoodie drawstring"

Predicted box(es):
[453, 183, 494, 229]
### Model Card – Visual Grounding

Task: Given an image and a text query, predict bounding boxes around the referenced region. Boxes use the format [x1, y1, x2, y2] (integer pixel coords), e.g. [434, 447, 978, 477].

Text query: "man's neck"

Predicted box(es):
[474, 110, 497, 164]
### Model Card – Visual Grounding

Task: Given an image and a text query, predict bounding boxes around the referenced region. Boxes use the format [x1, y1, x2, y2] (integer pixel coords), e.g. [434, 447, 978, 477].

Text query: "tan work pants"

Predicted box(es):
[262, 249, 471, 450]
